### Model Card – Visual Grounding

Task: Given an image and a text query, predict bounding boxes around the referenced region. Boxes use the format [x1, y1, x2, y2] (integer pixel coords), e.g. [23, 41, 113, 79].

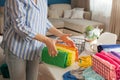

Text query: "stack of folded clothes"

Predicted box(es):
[41, 43, 78, 68]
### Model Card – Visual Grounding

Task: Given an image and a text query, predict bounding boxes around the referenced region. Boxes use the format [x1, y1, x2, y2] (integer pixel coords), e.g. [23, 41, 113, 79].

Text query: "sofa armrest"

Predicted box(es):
[83, 11, 91, 20]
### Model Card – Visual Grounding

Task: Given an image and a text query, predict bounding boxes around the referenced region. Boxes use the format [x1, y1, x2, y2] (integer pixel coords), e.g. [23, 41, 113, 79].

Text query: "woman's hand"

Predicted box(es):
[60, 34, 76, 48]
[48, 27, 76, 47]
[34, 34, 58, 57]
[44, 37, 58, 57]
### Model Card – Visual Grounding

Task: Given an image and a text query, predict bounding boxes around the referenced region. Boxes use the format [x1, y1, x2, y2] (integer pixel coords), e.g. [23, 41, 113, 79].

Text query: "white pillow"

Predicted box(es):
[63, 10, 72, 18]
[48, 9, 59, 19]
[71, 10, 84, 19]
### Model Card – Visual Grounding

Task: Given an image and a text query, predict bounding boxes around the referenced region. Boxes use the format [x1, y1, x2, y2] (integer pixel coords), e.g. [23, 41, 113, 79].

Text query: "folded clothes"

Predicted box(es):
[63, 71, 77, 80]
[96, 53, 120, 69]
[78, 55, 92, 68]
[82, 67, 105, 80]
[56, 43, 78, 61]
[100, 51, 120, 64]
[42, 43, 78, 68]
[111, 51, 120, 59]
[97, 44, 120, 52]
[42, 47, 68, 68]
[70, 68, 85, 80]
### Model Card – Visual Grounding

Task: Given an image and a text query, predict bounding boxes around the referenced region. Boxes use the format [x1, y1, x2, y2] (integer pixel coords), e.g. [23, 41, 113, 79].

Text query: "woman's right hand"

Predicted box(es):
[44, 37, 58, 57]
[34, 34, 58, 57]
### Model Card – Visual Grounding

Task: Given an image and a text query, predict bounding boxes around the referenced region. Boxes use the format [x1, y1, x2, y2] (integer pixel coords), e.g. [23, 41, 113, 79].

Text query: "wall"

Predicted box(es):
[48, 0, 71, 5]
[0, 0, 5, 6]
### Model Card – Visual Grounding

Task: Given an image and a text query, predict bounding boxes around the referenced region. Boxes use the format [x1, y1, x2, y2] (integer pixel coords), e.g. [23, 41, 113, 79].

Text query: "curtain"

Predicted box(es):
[71, 0, 90, 11]
[109, 0, 120, 40]
[90, 0, 112, 31]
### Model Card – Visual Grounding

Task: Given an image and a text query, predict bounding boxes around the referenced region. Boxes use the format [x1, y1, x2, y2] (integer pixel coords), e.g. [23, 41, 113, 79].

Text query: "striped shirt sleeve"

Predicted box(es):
[10, 0, 37, 39]
[46, 18, 53, 30]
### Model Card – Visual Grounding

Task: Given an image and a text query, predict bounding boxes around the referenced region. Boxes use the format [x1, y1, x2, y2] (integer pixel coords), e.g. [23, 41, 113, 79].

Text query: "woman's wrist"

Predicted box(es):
[34, 33, 49, 43]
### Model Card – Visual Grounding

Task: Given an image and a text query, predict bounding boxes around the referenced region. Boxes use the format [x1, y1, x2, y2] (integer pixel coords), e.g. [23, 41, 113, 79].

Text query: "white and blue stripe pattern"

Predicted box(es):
[1, 0, 53, 60]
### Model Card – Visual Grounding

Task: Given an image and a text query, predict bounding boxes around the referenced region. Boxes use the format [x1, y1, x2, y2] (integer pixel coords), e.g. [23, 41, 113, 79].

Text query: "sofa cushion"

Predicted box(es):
[71, 10, 84, 19]
[49, 4, 71, 17]
[48, 9, 59, 19]
[63, 10, 72, 19]
[49, 18, 64, 28]
[64, 19, 104, 33]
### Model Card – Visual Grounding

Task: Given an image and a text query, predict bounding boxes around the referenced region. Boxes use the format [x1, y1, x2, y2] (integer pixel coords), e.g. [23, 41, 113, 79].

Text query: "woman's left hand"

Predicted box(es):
[59, 34, 76, 48]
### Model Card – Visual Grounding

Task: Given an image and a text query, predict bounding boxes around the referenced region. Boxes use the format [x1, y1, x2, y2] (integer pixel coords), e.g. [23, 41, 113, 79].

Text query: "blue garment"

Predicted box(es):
[63, 71, 77, 80]
[82, 67, 105, 80]
[1, 0, 53, 60]
[98, 44, 120, 52]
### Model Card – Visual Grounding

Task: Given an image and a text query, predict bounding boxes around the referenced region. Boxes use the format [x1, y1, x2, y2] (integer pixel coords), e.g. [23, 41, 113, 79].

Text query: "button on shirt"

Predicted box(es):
[1, 0, 53, 60]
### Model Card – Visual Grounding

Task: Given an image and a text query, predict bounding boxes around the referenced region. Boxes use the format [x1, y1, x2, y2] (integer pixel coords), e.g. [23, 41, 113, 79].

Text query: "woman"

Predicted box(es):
[1, 0, 76, 80]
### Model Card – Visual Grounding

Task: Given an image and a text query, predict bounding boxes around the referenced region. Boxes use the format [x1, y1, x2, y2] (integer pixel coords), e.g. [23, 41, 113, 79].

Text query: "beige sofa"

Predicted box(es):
[47, 4, 104, 36]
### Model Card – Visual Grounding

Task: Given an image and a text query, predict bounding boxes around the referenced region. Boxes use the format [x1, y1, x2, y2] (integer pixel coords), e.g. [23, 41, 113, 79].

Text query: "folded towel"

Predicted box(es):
[78, 55, 92, 68]
[82, 67, 105, 80]
[111, 51, 120, 59]
[63, 71, 77, 80]
[42, 47, 68, 68]
[100, 51, 120, 64]
[97, 44, 120, 52]
[96, 53, 120, 69]
[56, 43, 78, 61]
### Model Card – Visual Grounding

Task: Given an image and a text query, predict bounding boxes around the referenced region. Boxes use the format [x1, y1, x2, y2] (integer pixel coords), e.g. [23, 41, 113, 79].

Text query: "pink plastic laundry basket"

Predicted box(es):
[92, 55, 116, 80]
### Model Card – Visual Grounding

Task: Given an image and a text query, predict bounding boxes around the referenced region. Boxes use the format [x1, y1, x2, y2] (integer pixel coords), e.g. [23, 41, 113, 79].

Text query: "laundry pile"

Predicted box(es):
[63, 44, 120, 80]
[41, 43, 78, 68]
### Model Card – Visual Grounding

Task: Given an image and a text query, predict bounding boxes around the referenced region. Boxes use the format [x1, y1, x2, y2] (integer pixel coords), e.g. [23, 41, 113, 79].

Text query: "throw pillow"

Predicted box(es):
[48, 9, 59, 19]
[71, 10, 84, 19]
[63, 10, 72, 19]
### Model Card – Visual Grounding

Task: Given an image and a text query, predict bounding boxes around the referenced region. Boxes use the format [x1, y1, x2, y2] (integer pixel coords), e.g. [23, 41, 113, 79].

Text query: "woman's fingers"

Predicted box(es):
[56, 39, 63, 43]
[47, 39, 58, 57]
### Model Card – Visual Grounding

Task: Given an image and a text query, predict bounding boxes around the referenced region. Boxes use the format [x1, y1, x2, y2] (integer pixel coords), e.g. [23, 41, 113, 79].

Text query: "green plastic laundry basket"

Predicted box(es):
[42, 47, 68, 68]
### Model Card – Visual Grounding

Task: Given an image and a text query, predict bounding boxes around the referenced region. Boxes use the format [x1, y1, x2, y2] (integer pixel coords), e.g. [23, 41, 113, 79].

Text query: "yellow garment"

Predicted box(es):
[56, 43, 79, 61]
[56, 44, 76, 66]
[78, 55, 92, 68]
